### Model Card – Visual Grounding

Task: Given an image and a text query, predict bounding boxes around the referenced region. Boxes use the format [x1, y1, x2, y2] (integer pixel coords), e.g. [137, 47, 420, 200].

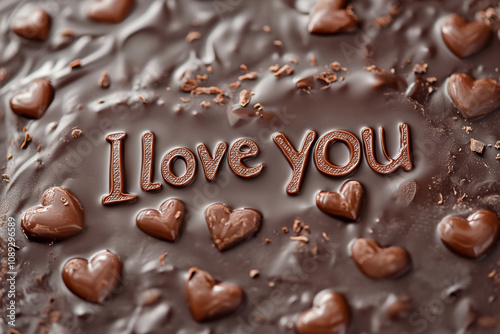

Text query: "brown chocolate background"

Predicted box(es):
[1, 0, 500, 333]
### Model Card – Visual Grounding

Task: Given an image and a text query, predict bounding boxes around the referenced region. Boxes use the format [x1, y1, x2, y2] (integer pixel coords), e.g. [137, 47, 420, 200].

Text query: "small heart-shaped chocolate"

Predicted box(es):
[308, 0, 357, 34]
[205, 203, 262, 251]
[316, 180, 364, 221]
[62, 250, 122, 304]
[441, 14, 491, 59]
[136, 199, 185, 242]
[10, 78, 55, 119]
[88, 0, 133, 23]
[186, 267, 244, 322]
[439, 209, 499, 259]
[448, 73, 500, 120]
[12, 8, 51, 41]
[295, 291, 350, 334]
[21, 187, 84, 242]
[351, 238, 411, 279]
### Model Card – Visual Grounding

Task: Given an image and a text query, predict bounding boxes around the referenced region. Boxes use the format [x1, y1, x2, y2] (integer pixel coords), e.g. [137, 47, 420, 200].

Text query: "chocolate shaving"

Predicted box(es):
[239, 89, 254, 107]
[274, 65, 294, 78]
[71, 129, 82, 138]
[269, 64, 280, 72]
[69, 59, 81, 69]
[192, 86, 224, 96]
[238, 72, 258, 81]
[181, 78, 199, 92]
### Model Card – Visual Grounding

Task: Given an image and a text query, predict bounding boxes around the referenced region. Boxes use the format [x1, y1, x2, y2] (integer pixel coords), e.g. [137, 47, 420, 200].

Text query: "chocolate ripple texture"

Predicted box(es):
[1, 0, 500, 333]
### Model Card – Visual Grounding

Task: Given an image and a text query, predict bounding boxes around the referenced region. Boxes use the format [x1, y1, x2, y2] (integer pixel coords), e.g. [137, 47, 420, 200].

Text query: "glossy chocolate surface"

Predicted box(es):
[1, 0, 500, 333]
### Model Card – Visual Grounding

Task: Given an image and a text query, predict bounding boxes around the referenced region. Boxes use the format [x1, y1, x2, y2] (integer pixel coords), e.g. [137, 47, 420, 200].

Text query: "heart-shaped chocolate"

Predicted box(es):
[316, 180, 364, 221]
[186, 267, 244, 322]
[12, 8, 51, 41]
[62, 250, 122, 304]
[205, 203, 262, 251]
[441, 14, 491, 59]
[295, 291, 350, 334]
[21, 187, 84, 242]
[448, 73, 500, 120]
[136, 198, 185, 242]
[351, 238, 411, 279]
[10, 79, 55, 119]
[308, 0, 357, 34]
[439, 209, 499, 259]
[87, 0, 133, 24]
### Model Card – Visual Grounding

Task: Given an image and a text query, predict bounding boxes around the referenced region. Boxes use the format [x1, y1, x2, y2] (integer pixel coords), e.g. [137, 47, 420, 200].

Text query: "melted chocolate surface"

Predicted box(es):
[1, 0, 500, 333]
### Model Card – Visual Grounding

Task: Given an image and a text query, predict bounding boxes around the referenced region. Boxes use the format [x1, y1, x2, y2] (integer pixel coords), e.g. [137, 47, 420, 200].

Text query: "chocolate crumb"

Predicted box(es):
[179, 97, 190, 103]
[269, 64, 280, 72]
[196, 74, 208, 82]
[495, 141, 500, 149]
[200, 101, 211, 109]
[240, 64, 249, 73]
[229, 81, 241, 89]
[264, 238, 271, 244]
[1, 174, 9, 182]
[322, 232, 330, 240]
[293, 219, 303, 234]
[273, 40, 283, 47]
[181, 78, 198, 92]
[238, 72, 258, 81]
[20, 132, 31, 149]
[274, 65, 294, 78]
[139, 95, 148, 104]
[263, 25, 271, 33]
[71, 129, 82, 138]
[413, 63, 428, 74]
[159, 252, 168, 266]
[253, 103, 264, 111]
[249, 269, 260, 278]
[470, 138, 486, 154]
[290, 235, 309, 243]
[239, 89, 254, 107]
[310, 55, 317, 66]
[98, 71, 111, 88]
[282, 227, 289, 234]
[186, 31, 201, 42]
[192, 86, 224, 96]
[69, 59, 81, 69]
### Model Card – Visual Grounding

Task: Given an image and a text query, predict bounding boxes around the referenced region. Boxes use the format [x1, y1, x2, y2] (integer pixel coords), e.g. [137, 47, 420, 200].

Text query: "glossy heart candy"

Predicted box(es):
[351, 238, 411, 279]
[441, 14, 491, 59]
[439, 210, 499, 259]
[10, 78, 55, 119]
[21, 187, 84, 242]
[62, 250, 122, 304]
[308, 0, 357, 34]
[136, 199, 185, 241]
[88, 0, 133, 23]
[186, 267, 244, 322]
[12, 8, 51, 41]
[316, 180, 364, 221]
[295, 291, 350, 334]
[205, 203, 262, 251]
[448, 73, 500, 119]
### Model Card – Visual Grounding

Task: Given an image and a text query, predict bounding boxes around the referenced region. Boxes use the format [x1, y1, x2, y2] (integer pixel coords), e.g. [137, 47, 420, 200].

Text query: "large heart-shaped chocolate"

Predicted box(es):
[62, 250, 122, 304]
[439, 210, 499, 259]
[186, 267, 244, 322]
[21, 187, 84, 242]
[316, 180, 364, 221]
[351, 238, 411, 279]
[10, 79, 55, 119]
[87, 0, 133, 23]
[136, 198, 185, 242]
[205, 203, 262, 251]
[441, 14, 491, 59]
[295, 291, 350, 334]
[448, 73, 500, 119]
[308, 0, 357, 34]
[12, 8, 51, 41]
